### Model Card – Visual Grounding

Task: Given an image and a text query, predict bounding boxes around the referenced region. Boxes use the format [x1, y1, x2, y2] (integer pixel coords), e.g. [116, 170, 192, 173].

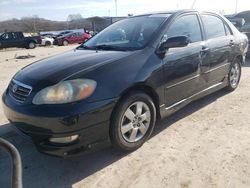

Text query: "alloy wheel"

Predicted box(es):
[120, 101, 151, 143]
[230, 62, 240, 88]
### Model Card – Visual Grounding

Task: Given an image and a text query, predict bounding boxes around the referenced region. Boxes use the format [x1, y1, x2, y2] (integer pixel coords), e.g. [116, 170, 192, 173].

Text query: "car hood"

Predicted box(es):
[14, 49, 134, 86]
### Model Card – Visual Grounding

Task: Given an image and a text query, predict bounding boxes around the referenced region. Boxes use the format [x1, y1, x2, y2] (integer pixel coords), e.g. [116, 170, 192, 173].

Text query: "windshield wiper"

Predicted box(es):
[93, 44, 128, 51]
[76, 44, 95, 50]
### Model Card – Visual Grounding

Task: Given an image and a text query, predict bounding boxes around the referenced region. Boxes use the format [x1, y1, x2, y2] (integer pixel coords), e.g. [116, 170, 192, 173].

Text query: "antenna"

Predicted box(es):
[235, 0, 238, 13]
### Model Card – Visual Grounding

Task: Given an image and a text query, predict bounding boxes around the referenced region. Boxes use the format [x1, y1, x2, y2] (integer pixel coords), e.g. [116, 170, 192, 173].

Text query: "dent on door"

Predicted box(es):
[163, 43, 205, 107]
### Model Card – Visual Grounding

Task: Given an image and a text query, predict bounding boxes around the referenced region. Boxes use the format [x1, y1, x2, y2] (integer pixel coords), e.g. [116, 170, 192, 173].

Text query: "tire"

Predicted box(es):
[110, 91, 156, 151]
[226, 58, 241, 91]
[45, 41, 51, 46]
[28, 41, 36, 49]
[63, 40, 69, 46]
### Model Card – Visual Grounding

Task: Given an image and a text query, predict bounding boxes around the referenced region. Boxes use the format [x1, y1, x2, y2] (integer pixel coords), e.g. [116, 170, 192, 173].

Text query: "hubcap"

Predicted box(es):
[230, 63, 240, 88]
[120, 101, 151, 143]
[29, 43, 35, 48]
[63, 41, 68, 46]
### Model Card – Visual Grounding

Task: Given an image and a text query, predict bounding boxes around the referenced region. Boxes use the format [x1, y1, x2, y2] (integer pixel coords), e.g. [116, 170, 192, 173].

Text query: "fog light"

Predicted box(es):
[49, 135, 79, 144]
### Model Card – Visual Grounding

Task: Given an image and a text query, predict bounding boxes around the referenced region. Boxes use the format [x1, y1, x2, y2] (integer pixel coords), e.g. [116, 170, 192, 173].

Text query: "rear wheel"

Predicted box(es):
[226, 58, 241, 91]
[63, 40, 69, 46]
[45, 41, 51, 46]
[28, 41, 36, 49]
[110, 91, 156, 151]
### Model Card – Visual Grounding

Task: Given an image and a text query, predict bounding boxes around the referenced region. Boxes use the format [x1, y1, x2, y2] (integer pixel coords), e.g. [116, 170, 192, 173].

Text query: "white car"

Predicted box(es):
[41, 37, 54, 46]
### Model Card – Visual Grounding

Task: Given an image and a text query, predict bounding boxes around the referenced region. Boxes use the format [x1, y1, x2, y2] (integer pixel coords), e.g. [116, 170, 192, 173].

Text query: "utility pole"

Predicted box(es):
[191, 0, 197, 9]
[176, 0, 179, 9]
[115, 0, 117, 17]
[235, 0, 238, 13]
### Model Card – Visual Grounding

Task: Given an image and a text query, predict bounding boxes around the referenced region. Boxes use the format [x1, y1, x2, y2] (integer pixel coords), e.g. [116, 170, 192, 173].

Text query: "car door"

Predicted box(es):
[200, 14, 234, 87]
[10, 32, 24, 47]
[0, 33, 12, 48]
[162, 13, 210, 107]
[70, 33, 78, 44]
[77, 32, 84, 43]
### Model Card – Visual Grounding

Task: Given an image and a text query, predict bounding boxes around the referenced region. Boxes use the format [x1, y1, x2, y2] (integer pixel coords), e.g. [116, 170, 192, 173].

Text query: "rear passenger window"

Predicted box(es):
[167, 14, 202, 43]
[201, 14, 226, 39]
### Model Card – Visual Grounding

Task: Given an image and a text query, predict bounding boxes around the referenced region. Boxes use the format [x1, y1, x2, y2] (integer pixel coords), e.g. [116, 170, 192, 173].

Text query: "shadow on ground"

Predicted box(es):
[0, 89, 230, 188]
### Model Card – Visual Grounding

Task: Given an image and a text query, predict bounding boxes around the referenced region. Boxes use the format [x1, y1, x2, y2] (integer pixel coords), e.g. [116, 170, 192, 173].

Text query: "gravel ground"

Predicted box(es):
[0, 46, 250, 188]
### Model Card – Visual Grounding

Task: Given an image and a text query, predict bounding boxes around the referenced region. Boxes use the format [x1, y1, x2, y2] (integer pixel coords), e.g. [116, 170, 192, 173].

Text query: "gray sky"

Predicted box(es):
[0, 0, 249, 21]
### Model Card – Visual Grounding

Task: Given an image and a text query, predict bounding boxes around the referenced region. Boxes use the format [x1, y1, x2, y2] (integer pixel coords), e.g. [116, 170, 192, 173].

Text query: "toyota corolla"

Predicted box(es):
[2, 10, 248, 157]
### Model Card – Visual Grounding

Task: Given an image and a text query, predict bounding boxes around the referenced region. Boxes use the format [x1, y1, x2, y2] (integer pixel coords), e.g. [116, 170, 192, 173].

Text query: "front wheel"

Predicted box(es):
[226, 58, 241, 91]
[110, 91, 156, 151]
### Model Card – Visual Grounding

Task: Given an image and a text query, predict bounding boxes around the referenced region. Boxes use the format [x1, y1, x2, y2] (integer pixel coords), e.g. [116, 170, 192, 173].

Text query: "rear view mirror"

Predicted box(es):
[161, 35, 190, 49]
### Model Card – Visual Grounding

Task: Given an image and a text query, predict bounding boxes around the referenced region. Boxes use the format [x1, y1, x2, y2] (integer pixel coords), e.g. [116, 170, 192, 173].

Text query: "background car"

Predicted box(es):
[54, 30, 73, 38]
[0, 32, 41, 49]
[54, 32, 92, 46]
[41, 36, 54, 46]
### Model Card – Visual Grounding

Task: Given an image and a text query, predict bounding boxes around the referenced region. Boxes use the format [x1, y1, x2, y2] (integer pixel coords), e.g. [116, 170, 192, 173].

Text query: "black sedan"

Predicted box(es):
[2, 10, 248, 157]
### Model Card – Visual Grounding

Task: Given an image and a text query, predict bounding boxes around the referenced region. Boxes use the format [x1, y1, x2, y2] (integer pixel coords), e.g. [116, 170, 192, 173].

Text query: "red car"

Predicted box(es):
[55, 32, 91, 46]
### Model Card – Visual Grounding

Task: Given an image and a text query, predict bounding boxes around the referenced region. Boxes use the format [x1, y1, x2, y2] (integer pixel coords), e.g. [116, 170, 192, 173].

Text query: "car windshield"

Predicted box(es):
[81, 14, 170, 51]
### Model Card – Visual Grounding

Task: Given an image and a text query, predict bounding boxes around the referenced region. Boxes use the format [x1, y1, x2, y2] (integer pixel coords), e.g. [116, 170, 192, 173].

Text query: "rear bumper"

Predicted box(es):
[2, 93, 118, 157]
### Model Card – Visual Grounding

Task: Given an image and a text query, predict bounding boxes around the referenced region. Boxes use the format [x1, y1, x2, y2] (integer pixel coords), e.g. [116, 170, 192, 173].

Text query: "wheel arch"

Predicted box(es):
[112, 84, 161, 121]
[27, 39, 37, 44]
[234, 54, 244, 65]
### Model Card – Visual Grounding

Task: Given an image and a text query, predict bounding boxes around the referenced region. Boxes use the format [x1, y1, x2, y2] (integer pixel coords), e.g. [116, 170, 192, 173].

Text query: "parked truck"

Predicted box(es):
[0, 32, 41, 49]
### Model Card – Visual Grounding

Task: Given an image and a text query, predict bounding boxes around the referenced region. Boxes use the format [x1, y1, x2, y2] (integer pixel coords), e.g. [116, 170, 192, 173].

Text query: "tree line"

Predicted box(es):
[0, 14, 93, 33]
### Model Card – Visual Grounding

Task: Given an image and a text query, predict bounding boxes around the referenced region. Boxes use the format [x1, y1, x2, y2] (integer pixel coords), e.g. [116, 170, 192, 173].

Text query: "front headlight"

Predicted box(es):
[32, 79, 96, 105]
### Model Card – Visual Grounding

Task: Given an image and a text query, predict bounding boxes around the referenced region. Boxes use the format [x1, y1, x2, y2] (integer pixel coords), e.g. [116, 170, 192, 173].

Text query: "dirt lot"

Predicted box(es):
[0, 46, 250, 188]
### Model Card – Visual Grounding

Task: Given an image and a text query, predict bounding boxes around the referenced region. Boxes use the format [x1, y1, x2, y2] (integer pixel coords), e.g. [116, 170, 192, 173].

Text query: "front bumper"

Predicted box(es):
[2, 92, 118, 157]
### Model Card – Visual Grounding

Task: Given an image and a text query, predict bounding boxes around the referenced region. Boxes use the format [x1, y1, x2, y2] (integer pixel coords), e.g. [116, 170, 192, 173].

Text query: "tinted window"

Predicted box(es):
[13, 33, 21, 39]
[138, 22, 165, 45]
[201, 14, 226, 39]
[1, 33, 10, 40]
[84, 15, 170, 50]
[167, 14, 202, 43]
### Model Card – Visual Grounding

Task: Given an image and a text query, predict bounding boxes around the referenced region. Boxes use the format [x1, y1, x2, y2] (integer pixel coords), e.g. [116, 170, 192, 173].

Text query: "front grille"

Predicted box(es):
[9, 80, 32, 102]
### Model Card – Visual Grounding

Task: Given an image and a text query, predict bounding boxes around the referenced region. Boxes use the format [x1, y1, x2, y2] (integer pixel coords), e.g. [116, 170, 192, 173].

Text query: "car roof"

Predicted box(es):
[134, 9, 196, 17]
[133, 9, 220, 18]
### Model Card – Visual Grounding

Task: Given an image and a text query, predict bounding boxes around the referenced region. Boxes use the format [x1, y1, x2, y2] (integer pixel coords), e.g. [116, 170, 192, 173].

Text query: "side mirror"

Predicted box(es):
[160, 35, 190, 50]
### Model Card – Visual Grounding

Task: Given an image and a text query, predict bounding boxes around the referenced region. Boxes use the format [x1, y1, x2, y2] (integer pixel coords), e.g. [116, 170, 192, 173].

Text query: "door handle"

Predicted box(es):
[200, 46, 210, 53]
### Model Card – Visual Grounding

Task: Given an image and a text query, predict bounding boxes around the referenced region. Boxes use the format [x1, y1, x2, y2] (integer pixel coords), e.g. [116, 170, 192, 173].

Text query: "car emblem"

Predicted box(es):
[12, 84, 18, 93]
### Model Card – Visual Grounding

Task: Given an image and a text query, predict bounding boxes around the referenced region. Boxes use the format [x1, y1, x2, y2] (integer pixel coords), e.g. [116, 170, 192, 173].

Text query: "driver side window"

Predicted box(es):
[167, 14, 202, 43]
